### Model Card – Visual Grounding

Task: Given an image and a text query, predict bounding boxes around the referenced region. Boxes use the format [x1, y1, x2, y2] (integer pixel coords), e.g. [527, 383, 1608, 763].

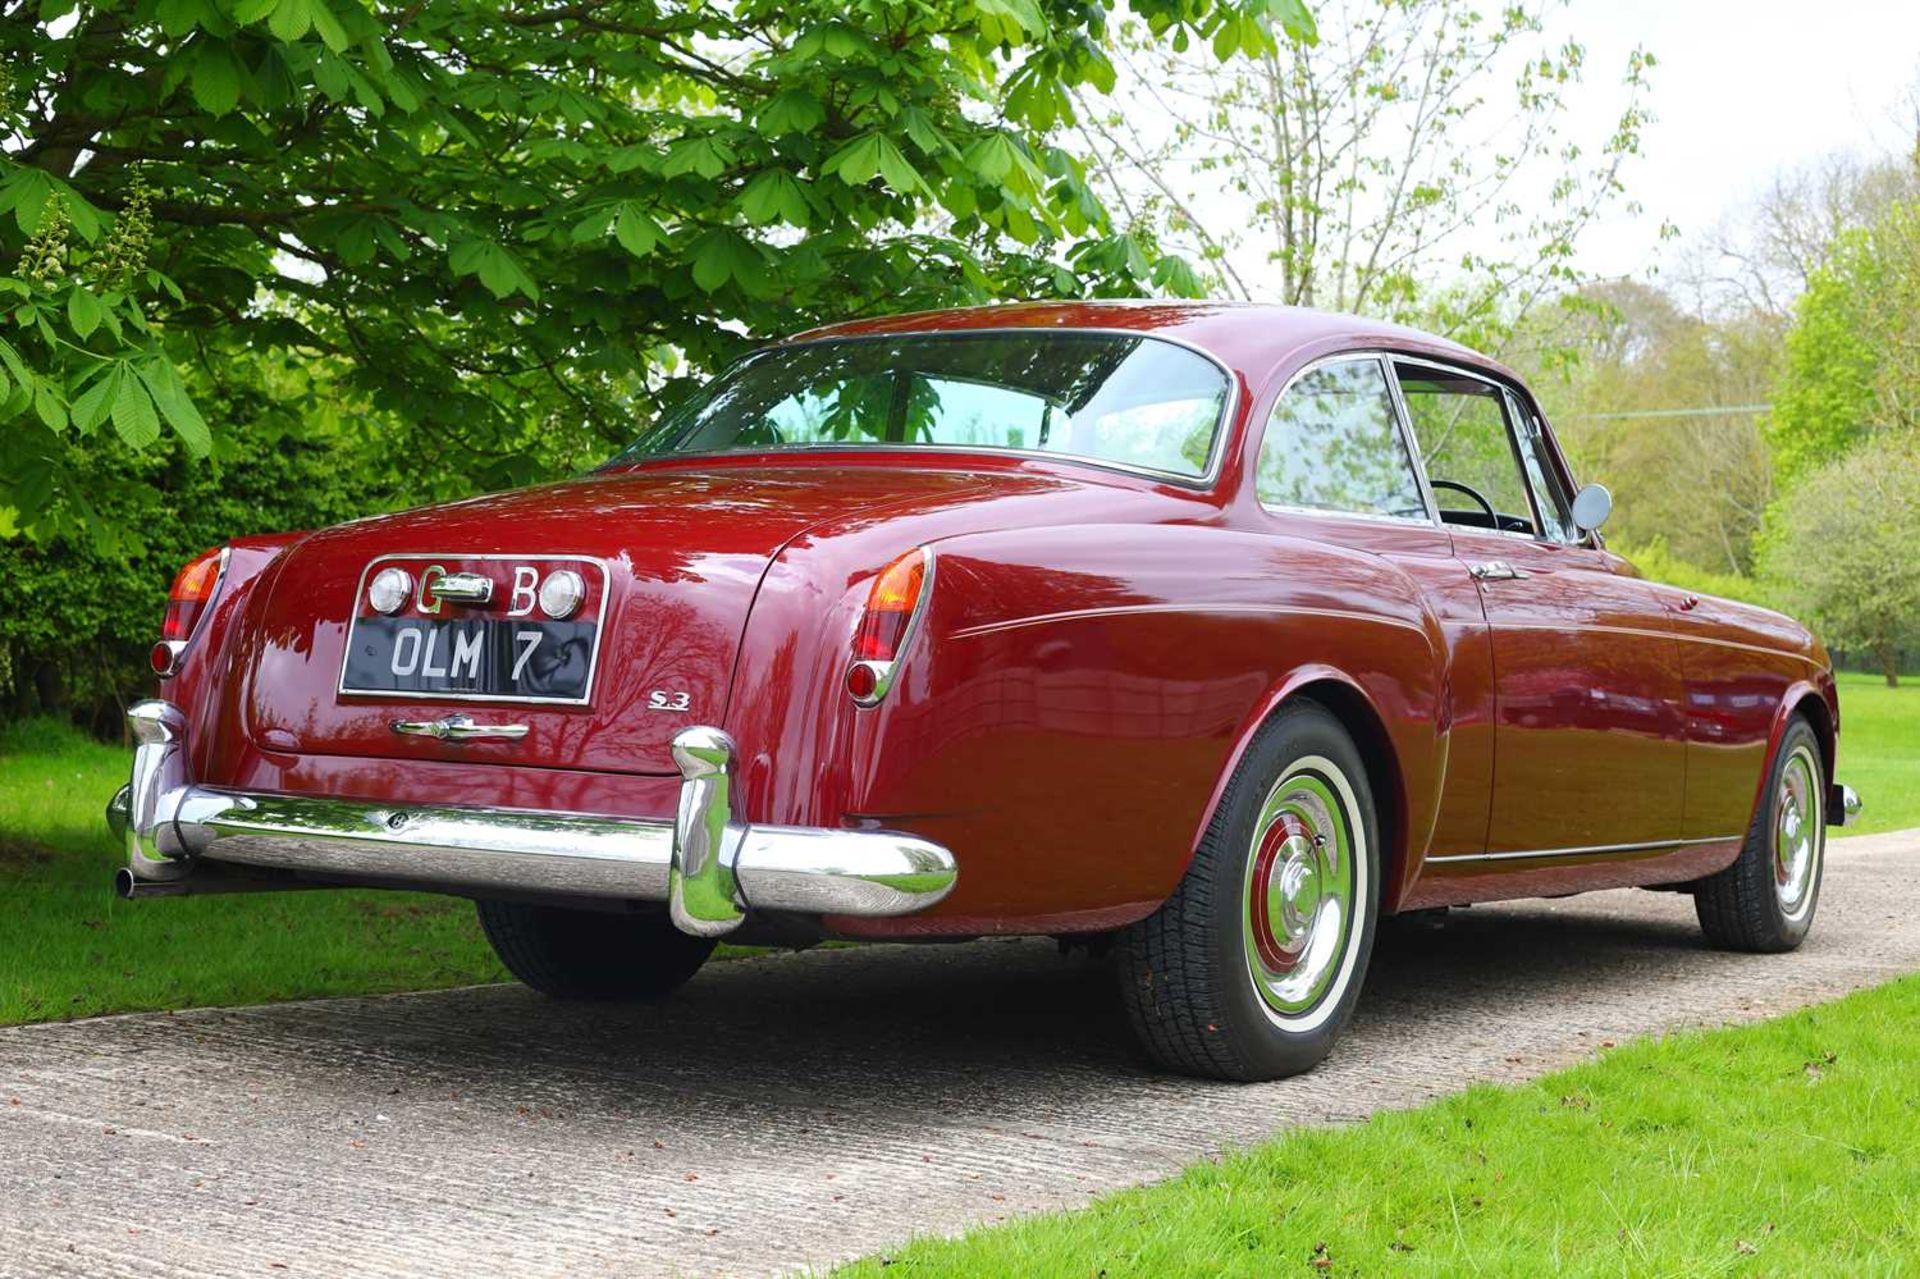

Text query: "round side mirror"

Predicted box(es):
[1571, 482, 1612, 533]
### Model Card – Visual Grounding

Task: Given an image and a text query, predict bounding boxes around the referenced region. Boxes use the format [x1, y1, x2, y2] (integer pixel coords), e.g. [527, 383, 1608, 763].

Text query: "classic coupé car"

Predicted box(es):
[109, 301, 1861, 1081]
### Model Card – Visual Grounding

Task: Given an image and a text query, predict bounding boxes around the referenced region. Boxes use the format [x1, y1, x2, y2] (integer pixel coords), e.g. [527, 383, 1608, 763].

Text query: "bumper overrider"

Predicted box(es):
[105, 701, 957, 938]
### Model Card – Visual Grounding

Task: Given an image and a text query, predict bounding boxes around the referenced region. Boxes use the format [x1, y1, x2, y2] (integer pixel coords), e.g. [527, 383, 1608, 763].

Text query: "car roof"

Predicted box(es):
[784, 300, 1520, 388]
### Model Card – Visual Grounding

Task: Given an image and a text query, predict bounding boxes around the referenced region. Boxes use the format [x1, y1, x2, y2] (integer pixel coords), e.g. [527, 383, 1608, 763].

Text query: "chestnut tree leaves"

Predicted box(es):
[0, 0, 1308, 540]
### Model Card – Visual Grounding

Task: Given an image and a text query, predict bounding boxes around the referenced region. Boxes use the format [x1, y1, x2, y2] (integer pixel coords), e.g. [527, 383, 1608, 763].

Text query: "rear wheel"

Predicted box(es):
[1693, 716, 1827, 952]
[476, 901, 716, 1000]
[1114, 700, 1380, 1081]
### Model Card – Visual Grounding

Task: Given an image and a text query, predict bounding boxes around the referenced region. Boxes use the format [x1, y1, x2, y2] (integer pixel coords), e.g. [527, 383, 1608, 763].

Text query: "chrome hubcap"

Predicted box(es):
[1242, 757, 1363, 1027]
[1273, 846, 1319, 940]
[1774, 743, 1822, 920]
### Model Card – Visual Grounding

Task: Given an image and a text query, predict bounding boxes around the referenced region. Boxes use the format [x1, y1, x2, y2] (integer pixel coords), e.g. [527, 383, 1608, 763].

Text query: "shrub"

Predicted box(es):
[1758, 434, 1920, 685]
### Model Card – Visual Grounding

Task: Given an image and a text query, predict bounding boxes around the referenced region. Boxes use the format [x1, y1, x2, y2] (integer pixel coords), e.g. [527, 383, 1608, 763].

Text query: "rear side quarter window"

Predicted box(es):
[1255, 358, 1427, 521]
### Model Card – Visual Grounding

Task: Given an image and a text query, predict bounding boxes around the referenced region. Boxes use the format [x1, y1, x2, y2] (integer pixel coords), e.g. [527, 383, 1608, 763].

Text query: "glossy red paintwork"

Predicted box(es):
[164, 301, 1841, 937]
[231, 468, 990, 777]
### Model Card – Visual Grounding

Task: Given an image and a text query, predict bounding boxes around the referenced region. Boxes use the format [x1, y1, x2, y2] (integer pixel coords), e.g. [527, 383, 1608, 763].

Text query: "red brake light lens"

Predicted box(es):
[844, 660, 881, 702]
[852, 548, 928, 663]
[162, 546, 226, 643]
[846, 548, 931, 706]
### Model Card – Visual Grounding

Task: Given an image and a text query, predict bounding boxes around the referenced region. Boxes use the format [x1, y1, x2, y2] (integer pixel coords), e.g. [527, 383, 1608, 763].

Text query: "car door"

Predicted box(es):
[1393, 358, 1688, 857]
[1249, 354, 1496, 867]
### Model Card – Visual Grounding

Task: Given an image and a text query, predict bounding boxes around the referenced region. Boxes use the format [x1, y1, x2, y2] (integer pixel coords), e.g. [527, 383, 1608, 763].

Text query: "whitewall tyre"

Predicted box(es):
[1114, 700, 1381, 1081]
[1694, 715, 1827, 952]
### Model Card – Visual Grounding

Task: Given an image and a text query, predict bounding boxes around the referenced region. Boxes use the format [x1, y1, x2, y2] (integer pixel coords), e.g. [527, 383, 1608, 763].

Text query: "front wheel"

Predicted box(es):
[1114, 700, 1380, 1081]
[477, 901, 716, 1000]
[1693, 716, 1827, 952]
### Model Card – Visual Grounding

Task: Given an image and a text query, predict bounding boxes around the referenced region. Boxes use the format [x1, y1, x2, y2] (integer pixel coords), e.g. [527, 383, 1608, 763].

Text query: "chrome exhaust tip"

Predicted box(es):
[115, 866, 197, 899]
[114, 861, 311, 899]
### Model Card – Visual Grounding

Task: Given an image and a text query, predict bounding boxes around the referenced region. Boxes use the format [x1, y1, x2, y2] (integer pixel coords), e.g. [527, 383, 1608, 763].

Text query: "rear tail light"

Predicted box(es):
[149, 640, 186, 676]
[847, 547, 932, 707]
[154, 546, 228, 676]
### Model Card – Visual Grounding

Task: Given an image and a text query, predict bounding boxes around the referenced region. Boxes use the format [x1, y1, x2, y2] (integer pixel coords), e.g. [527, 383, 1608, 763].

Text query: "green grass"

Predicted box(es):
[0, 716, 508, 1025]
[1834, 671, 1920, 836]
[838, 975, 1920, 1276]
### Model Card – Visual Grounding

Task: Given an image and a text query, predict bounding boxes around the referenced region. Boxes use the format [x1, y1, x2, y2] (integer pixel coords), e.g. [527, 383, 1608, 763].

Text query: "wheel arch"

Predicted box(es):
[1189, 666, 1413, 916]
[1757, 680, 1837, 827]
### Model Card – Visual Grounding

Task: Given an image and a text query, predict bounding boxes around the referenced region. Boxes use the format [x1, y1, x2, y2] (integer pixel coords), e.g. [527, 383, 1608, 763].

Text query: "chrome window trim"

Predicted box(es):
[1388, 353, 1552, 541]
[334, 552, 613, 708]
[1425, 833, 1743, 865]
[1256, 500, 1441, 530]
[1384, 352, 1603, 551]
[1504, 386, 1580, 545]
[1379, 356, 1445, 526]
[1252, 352, 1442, 527]
[612, 327, 1241, 491]
[1513, 392, 1602, 549]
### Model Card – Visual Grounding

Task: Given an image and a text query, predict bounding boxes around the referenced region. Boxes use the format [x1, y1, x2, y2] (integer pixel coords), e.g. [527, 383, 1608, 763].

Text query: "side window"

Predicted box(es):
[1256, 359, 1427, 520]
[1507, 392, 1577, 543]
[1395, 363, 1537, 536]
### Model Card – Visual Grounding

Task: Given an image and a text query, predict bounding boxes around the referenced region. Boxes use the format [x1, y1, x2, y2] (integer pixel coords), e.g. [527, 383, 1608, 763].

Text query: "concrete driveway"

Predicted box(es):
[3, 829, 1917, 1278]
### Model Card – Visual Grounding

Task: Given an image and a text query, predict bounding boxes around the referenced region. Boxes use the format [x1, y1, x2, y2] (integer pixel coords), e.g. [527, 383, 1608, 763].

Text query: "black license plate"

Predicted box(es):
[341, 617, 598, 704]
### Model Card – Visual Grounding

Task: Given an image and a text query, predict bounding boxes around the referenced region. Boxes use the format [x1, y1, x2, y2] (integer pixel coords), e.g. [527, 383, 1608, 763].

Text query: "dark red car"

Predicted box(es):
[109, 302, 1861, 1080]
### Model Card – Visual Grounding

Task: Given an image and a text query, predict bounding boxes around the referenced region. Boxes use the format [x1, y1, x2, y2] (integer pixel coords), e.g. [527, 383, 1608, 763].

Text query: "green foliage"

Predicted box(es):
[1528, 282, 1779, 575]
[0, 178, 207, 503]
[0, 353, 402, 726]
[1770, 199, 1920, 488]
[1761, 191, 1920, 683]
[1610, 536, 1771, 609]
[1771, 233, 1893, 485]
[0, 0, 1301, 542]
[1758, 434, 1920, 685]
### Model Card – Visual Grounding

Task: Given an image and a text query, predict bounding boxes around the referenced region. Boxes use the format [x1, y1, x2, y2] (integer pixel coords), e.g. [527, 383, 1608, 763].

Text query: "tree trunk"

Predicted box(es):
[32, 660, 66, 714]
[1881, 644, 1900, 688]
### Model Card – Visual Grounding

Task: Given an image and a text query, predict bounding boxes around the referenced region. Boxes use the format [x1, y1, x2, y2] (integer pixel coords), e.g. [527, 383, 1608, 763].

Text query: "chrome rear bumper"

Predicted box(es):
[1829, 782, 1863, 827]
[107, 701, 956, 938]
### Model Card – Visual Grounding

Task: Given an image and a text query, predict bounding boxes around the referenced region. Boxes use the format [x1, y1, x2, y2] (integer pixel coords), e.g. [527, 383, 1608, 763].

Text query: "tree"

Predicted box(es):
[0, 0, 1315, 543]
[1677, 150, 1920, 320]
[1769, 192, 1920, 487]
[1525, 281, 1776, 574]
[1064, 0, 1653, 354]
[1759, 433, 1920, 686]
[0, 347, 398, 724]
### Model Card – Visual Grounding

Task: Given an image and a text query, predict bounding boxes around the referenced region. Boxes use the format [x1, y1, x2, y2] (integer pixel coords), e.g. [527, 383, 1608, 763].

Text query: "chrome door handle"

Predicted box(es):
[391, 714, 528, 742]
[427, 572, 494, 605]
[1469, 560, 1529, 581]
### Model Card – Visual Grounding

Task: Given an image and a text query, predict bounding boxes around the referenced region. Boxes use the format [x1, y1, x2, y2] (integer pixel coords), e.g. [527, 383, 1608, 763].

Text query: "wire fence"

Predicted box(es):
[1557, 404, 1773, 422]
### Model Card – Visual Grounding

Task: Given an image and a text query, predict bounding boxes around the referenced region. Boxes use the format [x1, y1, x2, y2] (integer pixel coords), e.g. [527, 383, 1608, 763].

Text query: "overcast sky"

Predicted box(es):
[1567, 0, 1920, 279]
